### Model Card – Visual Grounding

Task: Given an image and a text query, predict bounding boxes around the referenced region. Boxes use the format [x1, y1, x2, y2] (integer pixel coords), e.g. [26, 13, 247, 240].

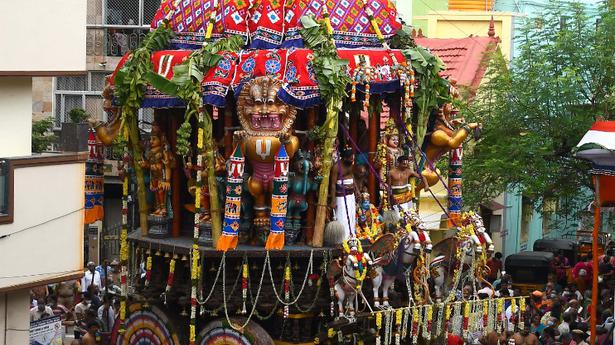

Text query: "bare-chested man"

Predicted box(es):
[512, 330, 540, 345]
[330, 148, 358, 239]
[81, 320, 101, 345]
[389, 155, 429, 213]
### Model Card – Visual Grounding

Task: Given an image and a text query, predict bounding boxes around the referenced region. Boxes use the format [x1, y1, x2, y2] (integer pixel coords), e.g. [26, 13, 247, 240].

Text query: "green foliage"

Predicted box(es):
[389, 24, 416, 50]
[32, 117, 56, 153]
[463, 2, 615, 214]
[68, 108, 88, 123]
[402, 46, 450, 155]
[114, 24, 174, 113]
[300, 16, 351, 107]
[145, 35, 245, 157]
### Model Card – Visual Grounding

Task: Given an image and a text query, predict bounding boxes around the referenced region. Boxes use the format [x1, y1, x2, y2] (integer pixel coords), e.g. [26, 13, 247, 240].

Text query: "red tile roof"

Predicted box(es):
[414, 33, 499, 90]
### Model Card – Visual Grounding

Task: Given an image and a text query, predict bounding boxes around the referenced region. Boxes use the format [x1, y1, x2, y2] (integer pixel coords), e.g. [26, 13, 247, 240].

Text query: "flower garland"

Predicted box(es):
[118, 166, 129, 333]
[519, 297, 526, 330]
[375, 311, 383, 345]
[510, 298, 517, 331]
[425, 305, 433, 341]
[188, 116, 205, 345]
[463, 302, 470, 335]
[411, 307, 419, 344]
[144, 254, 152, 287]
[444, 303, 451, 338]
[165, 257, 176, 293]
[483, 300, 489, 330]
[496, 297, 504, 334]
[356, 204, 382, 242]
[395, 309, 402, 345]
[241, 258, 248, 315]
[283, 263, 291, 318]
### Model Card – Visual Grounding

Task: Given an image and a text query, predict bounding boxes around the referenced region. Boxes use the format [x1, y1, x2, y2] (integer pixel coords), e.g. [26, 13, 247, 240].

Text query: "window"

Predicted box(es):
[54, 72, 108, 128]
[0, 160, 8, 217]
[102, 0, 160, 57]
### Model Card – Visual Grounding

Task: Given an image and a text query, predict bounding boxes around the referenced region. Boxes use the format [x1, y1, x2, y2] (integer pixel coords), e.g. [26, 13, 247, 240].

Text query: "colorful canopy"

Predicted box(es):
[575, 121, 615, 206]
[151, 0, 402, 49]
[110, 48, 407, 108]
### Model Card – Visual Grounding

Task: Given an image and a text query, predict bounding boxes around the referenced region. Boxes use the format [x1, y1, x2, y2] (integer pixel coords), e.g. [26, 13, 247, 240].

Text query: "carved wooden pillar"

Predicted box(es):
[304, 108, 317, 245]
[368, 103, 378, 204]
[168, 111, 182, 238]
[224, 101, 234, 158]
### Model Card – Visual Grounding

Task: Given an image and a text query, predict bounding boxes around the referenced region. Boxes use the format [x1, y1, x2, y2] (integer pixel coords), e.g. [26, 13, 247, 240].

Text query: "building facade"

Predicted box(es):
[0, 1, 86, 343]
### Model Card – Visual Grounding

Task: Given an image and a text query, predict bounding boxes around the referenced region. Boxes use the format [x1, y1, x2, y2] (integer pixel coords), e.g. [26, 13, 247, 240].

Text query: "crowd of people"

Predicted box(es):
[464, 250, 615, 345]
[30, 261, 121, 345]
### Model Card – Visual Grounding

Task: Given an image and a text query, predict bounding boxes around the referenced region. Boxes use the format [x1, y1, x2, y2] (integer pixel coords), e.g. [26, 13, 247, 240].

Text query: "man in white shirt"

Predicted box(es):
[30, 298, 54, 321]
[81, 262, 102, 293]
[557, 312, 572, 339]
[97, 294, 115, 332]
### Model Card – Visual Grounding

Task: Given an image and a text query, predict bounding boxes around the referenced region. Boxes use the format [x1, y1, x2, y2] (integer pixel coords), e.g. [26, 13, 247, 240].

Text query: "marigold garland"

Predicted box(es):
[241, 260, 249, 314]
[463, 302, 470, 333]
[395, 309, 403, 345]
[284, 264, 291, 318]
[164, 258, 176, 292]
[519, 297, 526, 330]
[426, 305, 433, 340]
[144, 255, 152, 287]
[376, 311, 383, 345]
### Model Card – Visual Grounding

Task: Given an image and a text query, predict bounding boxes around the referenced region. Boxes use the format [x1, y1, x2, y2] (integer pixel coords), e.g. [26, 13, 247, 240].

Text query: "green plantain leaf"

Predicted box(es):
[144, 71, 180, 97]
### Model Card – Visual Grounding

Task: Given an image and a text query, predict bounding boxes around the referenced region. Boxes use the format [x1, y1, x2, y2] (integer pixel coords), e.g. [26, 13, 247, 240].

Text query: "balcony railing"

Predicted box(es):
[87, 25, 149, 57]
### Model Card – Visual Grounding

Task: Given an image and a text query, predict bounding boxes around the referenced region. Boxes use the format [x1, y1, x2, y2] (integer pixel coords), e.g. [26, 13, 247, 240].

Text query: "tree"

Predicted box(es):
[462, 1, 615, 214]
[32, 117, 56, 153]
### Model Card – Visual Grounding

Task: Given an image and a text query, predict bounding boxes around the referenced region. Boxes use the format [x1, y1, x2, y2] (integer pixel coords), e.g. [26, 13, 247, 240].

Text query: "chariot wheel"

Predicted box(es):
[197, 317, 274, 345]
[110, 303, 180, 345]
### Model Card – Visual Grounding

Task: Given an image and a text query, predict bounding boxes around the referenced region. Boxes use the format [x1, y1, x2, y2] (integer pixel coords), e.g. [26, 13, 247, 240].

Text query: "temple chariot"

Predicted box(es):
[91, 0, 524, 343]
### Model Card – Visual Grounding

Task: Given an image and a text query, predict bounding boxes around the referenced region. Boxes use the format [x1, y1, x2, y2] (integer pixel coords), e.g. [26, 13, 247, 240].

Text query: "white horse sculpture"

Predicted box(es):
[370, 233, 417, 307]
[329, 238, 373, 317]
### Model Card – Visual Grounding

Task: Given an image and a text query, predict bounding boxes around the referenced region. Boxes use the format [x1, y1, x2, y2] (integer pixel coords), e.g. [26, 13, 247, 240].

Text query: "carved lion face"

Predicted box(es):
[236, 76, 297, 136]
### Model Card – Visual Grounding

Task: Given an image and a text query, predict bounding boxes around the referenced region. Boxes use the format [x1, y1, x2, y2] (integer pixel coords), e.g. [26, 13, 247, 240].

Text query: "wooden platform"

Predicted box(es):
[128, 231, 339, 258]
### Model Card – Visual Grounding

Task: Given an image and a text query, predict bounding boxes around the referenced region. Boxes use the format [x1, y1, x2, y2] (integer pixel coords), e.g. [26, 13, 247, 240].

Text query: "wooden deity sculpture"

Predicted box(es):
[286, 150, 320, 244]
[234, 76, 299, 248]
[417, 81, 481, 191]
[355, 192, 382, 242]
[140, 124, 176, 237]
[184, 149, 227, 246]
[376, 119, 403, 208]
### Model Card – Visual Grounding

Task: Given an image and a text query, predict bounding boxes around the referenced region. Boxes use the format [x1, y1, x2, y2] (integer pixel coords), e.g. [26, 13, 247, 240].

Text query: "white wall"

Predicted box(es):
[0, 290, 30, 345]
[0, 0, 86, 74]
[0, 78, 32, 157]
[395, 0, 413, 24]
[0, 163, 84, 290]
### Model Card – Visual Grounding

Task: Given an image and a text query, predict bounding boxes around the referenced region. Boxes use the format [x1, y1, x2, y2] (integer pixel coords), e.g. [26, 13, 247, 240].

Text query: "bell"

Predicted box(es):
[181, 255, 189, 261]
[164, 252, 171, 258]
[173, 253, 179, 260]
[155, 249, 162, 256]
[146, 249, 151, 255]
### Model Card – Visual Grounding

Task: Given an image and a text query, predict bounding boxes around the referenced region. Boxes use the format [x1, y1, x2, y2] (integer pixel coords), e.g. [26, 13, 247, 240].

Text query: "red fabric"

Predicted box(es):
[111, 48, 407, 88]
[151, 50, 192, 79]
[486, 258, 502, 280]
[591, 120, 615, 132]
[153, 0, 250, 38]
[414, 36, 499, 89]
[572, 261, 592, 281]
[418, 231, 426, 242]
[152, 0, 402, 46]
[448, 334, 465, 345]
[596, 175, 615, 206]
